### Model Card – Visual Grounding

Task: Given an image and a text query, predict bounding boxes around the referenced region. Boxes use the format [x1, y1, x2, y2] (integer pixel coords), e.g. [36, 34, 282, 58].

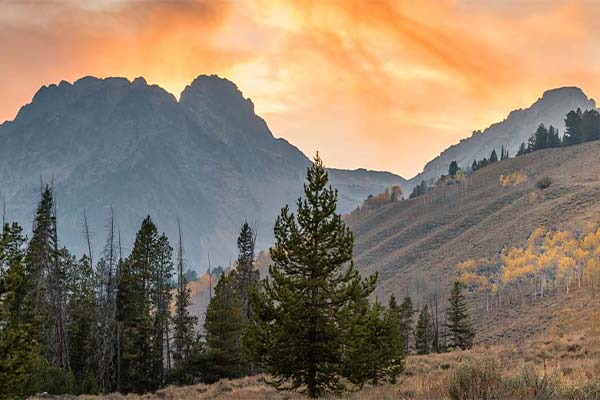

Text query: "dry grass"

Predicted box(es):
[31, 298, 600, 400]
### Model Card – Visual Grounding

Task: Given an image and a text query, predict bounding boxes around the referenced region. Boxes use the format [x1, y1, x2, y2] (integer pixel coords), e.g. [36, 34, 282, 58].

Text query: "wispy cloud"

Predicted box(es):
[1, 0, 599, 177]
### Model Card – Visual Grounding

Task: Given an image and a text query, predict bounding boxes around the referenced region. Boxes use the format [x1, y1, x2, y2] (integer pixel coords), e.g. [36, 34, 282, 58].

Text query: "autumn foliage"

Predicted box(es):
[458, 225, 600, 311]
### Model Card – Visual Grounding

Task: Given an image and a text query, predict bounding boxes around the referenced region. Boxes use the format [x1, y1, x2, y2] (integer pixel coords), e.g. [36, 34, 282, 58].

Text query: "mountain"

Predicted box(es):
[409, 87, 596, 187]
[348, 141, 600, 303]
[0, 75, 406, 269]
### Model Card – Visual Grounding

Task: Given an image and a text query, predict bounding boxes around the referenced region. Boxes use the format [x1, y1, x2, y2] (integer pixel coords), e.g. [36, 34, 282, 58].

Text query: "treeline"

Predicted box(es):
[346, 185, 402, 222]
[0, 187, 204, 396]
[517, 108, 600, 155]
[457, 225, 600, 312]
[390, 281, 475, 357]
[1, 156, 472, 399]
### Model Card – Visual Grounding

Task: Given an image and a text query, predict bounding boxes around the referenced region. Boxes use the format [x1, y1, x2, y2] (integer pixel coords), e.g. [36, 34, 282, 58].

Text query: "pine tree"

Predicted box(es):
[117, 216, 159, 393]
[343, 301, 404, 387]
[244, 154, 378, 397]
[171, 220, 198, 377]
[398, 295, 414, 354]
[66, 255, 98, 394]
[446, 281, 475, 350]
[152, 234, 174, 384]
[517, 142, 527, 156]
[25, 185, 57, 361]
[0, 222, 40, 398]
[233, 222, 259, 321]
[415, 305, 433, 355]
[204, 273, 246, 383]
[489, 149, 498, 163]
[563, 108, 583, 146]
[448, 161, 459, 177]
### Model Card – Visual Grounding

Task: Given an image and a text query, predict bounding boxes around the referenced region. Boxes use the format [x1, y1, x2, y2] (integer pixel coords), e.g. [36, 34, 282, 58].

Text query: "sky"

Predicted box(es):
[1, 0, 600, 178]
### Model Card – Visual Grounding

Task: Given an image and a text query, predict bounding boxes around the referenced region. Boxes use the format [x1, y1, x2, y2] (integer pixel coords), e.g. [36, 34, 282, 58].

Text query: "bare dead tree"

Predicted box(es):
[1, 193, 5, 227]
[50, 192, 69, 371]
[83, 210, 94, 267]
[97, 207, 118, 392]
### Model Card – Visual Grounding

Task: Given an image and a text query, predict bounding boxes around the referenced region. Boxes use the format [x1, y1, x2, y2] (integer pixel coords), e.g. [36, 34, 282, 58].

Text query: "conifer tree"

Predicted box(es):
[25, 185, 57, 360]
[343, 301, 404, 387]
[415, 305, 433, 355]
[489, 149, 498, 163]
[448, 161, 459, 177]
[0, 222, 40, 398]
[446, 281, 475, 350]
[152, 234, 174, 384]
[171, 221, 198, 375]
[66, 254, 98, 394]
[563, 108, 583, 145]
[245, 154, 378, 397]
[398, 295, 415, 354]
[204, 273, 246, 383]
[233, 222, 259, 321]
[117, 216, 159, 393]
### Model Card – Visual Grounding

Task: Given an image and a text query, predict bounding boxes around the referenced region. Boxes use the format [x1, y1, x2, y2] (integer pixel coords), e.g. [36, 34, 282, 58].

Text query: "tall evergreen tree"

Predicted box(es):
[0, 222, 40, 398]
[25, 186, 57, 361]
[152, 234, 174, 384]
[415, 305, 433, 355]
[66, 254, 98, 394]
[117, 216, 159, 393]
[171, 221, 198, 374]
[245, 154, 378, 397]
[489, 149, 498, 163]
[563, 108, 583, 145]
[446, 281, 475, 350]
[398, 295, 415, 354]
[204, 273, 246, 383]
[233, 222, 259, 320]
[448, 161, 459, 177]
[343, 301, 404, 387]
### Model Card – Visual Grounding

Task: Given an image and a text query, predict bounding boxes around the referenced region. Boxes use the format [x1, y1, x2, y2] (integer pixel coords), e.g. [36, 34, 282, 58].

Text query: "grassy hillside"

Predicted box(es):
[349, 141, 600, 315]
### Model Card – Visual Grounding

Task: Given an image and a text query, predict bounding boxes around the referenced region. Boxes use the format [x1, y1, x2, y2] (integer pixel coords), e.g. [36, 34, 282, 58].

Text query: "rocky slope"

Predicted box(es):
[410, 87, 596, 187]
[0, 75, 405, 269]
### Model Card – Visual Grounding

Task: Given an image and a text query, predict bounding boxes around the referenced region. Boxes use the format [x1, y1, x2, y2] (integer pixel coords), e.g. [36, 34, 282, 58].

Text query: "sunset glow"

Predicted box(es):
[2, 0, 600, 177]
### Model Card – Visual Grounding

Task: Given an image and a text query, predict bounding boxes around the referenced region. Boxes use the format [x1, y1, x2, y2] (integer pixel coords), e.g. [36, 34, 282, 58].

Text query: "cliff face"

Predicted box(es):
[0, 75, 405, 269]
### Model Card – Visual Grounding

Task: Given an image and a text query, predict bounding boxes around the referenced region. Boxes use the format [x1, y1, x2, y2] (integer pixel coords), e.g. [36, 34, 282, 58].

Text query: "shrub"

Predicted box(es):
[448, 355, 502, 400]
[500, 170, 527, 188]
[502, 369, 558, 400]
[536, 177, 552, 190]
[562, 379, 600, 400]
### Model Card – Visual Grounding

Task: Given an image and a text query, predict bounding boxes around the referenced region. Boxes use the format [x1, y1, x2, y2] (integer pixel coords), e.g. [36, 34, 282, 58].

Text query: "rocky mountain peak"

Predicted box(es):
[180, 74, 255, 114]
[409, 86, 597, 187]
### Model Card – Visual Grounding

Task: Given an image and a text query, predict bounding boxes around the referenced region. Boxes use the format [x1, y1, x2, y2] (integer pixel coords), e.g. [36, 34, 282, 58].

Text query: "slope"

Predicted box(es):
[349, 141, 600, 303]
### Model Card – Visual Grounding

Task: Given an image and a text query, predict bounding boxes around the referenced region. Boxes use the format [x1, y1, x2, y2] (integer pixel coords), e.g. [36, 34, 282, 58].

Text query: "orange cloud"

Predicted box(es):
[1, 0, 600, 177]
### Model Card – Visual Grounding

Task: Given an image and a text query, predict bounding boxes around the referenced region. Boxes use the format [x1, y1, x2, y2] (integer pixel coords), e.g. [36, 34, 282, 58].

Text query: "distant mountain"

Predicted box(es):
[0, 75, 406, 270]
[409, 87, 596, 186]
